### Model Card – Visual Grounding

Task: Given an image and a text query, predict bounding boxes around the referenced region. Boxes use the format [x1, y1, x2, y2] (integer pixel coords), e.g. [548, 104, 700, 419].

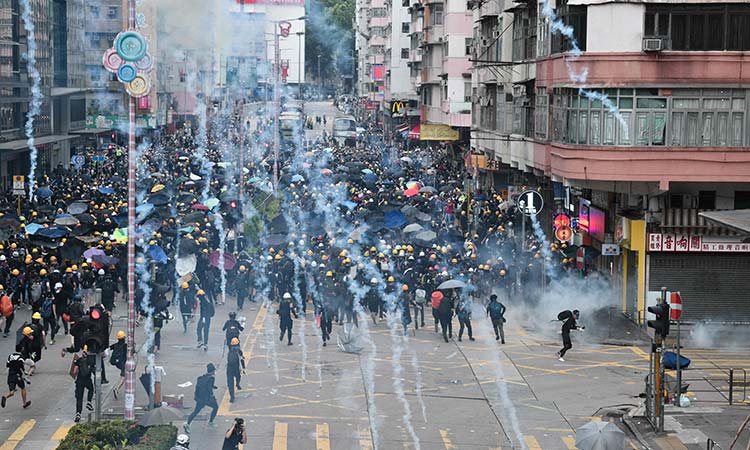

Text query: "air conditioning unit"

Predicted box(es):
[480, 38, 489, 47]
[642, 37, 663, 52]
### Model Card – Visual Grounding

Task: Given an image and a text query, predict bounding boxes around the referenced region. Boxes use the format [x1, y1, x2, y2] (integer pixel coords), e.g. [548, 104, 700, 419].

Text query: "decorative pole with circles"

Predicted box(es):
[102, 0, 152, 421]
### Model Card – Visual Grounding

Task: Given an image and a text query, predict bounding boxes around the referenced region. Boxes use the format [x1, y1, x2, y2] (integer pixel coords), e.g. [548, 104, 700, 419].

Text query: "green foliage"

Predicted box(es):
[243, 192, 281, 245]
[57, 420, 177, 450]
[305, 0, 355, 86]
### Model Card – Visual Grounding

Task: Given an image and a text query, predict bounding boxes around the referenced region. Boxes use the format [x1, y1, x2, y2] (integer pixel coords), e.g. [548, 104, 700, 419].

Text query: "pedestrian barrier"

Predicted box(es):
[675, 367, 747, 405]
[706, 438, 724, 450]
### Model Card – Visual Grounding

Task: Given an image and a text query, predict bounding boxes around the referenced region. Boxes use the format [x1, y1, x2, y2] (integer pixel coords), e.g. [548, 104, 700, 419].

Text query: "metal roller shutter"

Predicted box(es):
[648, 253, 750, 322]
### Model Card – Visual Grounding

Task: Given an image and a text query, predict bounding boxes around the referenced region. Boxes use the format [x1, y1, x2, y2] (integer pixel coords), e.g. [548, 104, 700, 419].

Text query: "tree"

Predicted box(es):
[304, 0, 355, 91]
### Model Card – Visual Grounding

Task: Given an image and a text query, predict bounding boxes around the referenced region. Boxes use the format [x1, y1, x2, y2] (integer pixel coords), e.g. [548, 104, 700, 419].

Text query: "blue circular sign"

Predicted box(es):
[117, 64, 137, 83]
[115, 31, 147, 62]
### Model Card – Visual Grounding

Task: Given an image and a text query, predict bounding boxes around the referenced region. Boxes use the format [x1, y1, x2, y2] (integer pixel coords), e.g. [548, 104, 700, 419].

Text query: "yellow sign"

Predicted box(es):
[419, 124, 459, 141]
[391, 101, 404, 117]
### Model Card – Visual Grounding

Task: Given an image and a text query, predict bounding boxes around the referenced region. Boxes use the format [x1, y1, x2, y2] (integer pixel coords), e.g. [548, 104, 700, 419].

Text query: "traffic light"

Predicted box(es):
[647, 303, 671, 338]
[82, 306, 110, 353]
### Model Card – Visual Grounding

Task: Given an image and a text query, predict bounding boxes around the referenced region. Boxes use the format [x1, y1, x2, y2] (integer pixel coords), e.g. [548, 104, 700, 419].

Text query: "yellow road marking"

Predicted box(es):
[562, 436, 578, 449]
[358, 426, 373, 450]
[630, 347, 650, 359]
[272, 422, 288, 450]
[51, 423, 74, 441]
[524, 436, 542, 450]
[316, 423, 331, 450]
[0, 420, 36, 450]
[440, 429, 457, 449]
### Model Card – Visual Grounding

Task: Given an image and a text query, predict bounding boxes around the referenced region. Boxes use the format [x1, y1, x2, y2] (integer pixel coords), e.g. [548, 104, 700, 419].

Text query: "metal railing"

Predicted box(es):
[675, 367, 747, 405]
[707, 438, 724, 450]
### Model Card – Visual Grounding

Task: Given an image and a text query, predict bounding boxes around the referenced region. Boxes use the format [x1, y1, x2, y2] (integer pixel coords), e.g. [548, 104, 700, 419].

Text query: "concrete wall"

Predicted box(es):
[388, 2, 415, 99]
[586, 3, 644, 53]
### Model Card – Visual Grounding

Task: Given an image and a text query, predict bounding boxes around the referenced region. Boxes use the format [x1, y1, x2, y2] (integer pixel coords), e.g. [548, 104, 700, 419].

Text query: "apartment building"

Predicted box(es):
[470, 0, 750, 322]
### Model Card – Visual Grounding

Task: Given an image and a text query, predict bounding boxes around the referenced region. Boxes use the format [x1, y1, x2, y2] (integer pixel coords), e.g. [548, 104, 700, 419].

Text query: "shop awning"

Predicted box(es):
[408, 124, 420, 139]
[395, 123, 410, 133]
[0, 134, 77, 151]
[699, 210, 750, 234]
[72, 128, 112, 135]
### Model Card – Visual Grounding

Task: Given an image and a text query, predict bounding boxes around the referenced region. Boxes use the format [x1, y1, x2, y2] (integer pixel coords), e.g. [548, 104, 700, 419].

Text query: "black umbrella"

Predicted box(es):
[69, 224, 93, 237]
[60, 240, 85, 260]
[181, 212, 205, 225]
[265, 234, 288, 247]
[147, 194, 170, 206]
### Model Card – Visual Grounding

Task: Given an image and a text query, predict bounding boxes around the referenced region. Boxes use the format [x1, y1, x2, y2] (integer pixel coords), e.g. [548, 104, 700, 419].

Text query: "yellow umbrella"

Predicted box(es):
[112, 228, 128, 244]
[151, 184, 165, 193]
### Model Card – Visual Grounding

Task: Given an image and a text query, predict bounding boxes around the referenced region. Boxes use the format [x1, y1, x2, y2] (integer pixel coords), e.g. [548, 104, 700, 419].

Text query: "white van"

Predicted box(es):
[333, 116, 357, 145]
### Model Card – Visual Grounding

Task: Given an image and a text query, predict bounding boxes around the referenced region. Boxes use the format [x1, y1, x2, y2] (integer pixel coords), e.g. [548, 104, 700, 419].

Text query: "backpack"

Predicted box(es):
[40, 297, 54, 319]
[489, 302, 504, 320]
[414, 289, 426, 305]
[430, 293, 441, 309]
[194, 373, 212, 400]
[557, 310, 573, 321]
[0, 295, 12, 318]
[225, 322, 240, 340]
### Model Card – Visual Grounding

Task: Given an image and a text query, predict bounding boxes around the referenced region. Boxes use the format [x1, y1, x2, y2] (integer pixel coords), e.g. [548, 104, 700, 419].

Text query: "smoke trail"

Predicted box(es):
[540, 0, 628, 134]
[20, 0, 43, 199]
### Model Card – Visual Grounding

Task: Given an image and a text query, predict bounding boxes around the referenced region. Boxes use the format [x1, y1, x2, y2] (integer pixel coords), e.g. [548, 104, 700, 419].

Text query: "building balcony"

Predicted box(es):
[536, 51, 750, 88]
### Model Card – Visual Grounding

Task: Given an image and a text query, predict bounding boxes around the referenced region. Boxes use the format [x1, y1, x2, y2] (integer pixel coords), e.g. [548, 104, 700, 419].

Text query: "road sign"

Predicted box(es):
[553, 213, 571, 229]
[71, 155, 85, 168]
[12, 175, 24, 197]
[602, 243, 621, 256]
[92, 155, 105, 163]
[555, 225, 573, 242]
[518, 190, 543, 216]
[670, 292, 683, 321]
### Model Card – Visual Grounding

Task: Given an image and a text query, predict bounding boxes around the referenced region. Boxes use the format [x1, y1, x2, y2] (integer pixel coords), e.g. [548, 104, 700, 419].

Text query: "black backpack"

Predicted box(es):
[557, 310, 573, 321]
[40, 296, 54, 319]
[194, 373, 213, 400]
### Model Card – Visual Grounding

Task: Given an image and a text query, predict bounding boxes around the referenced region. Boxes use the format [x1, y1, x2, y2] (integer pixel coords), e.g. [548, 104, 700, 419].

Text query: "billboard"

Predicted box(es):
[236, 0, 305, 5]
[419, 124, 459, 141]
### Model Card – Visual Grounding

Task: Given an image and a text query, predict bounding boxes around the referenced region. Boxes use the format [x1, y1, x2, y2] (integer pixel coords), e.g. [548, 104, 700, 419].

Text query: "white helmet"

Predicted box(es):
[283, 292, 292, 299]
[98, 269, 105, 275]
[370, 278, 378, 284]
[176, 433, 190, 445]
[54, 282, 63, 291]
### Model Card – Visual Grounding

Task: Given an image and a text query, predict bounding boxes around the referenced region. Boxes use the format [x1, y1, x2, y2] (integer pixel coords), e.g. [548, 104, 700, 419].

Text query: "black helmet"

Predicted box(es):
[229, 311, 237, 319]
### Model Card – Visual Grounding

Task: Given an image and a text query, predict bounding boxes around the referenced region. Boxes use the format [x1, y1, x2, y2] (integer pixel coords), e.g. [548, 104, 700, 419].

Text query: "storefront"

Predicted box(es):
[647, 233, 750, 322]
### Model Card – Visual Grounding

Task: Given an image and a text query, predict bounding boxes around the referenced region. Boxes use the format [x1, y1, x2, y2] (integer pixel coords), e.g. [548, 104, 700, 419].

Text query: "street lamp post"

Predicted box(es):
[317, 54, 321, 97]
[296, 31, 304, 100]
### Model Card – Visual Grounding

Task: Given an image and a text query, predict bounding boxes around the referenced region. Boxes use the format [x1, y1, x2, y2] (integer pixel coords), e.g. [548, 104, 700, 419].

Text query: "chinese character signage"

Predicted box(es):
[648, 233, 750, 253]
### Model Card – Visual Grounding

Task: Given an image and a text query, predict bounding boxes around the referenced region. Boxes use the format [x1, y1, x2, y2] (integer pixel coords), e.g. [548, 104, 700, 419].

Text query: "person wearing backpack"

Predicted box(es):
[184, 363, 219, 433]
[430, 291, 443, 333]
[108, 331, 127, 399]
[456, 298, 474, 342]
[222, 312, 244, 347]
[1, 343, 31, 409]
[39, 291, 58, 344]
[486, 294, 506, 343]
[556, 309, 584, 362]
[0, 286, 14, 338]
[366, 278, 380, 325]
[226, 337, 245, 403]
[437, 291, 455, 343]
[413, 288, 426, 330]
[196, 290, 214, 351]
[69, 345, 94, 422]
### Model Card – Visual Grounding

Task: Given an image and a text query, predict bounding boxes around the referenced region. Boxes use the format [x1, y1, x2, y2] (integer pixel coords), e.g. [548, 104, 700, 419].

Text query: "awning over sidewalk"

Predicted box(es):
[699, 209, 750, 234]
[0, 134, 77, 151]
[72, 128, 112, 135]
[408, 124, 420, 139]
[395, 123, 410, 133]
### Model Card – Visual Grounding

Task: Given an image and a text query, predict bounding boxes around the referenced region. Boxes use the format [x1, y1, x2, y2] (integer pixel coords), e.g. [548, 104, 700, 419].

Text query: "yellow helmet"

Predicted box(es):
[307, 250, 313, 256]
[370, 246, 377, 253]
[71, 265, 78, 271]
[239, 265, 246, 272]
[339, 250, 347, 257]
[32, 312, 41, 320]
[10, 243, 16, 249]
[22, 326, 33, 336]
[81, 263, 88, 268]
[181, 282, 189, 289]
[0, 285, 4, 290]
[406, 245, 413, 252]
[197, 289, 205, 296]
[325, 271, 333, 277]
[230, 337, 240, 346]
[321, 255, 329, 261]
[378, 253, 385, 258]
[39, 269, 47, 276]
[387, 276, 395, 282]
[274, 254, 282, 260]
[347, 239, 354, 245]
[11, 269, 19, 276]
[116, 330, 126, 339]
[66, 267, 72, 273]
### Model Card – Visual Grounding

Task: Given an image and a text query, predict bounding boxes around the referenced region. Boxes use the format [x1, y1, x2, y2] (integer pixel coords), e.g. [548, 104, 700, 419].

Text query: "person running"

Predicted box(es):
[39, 290, 58, 344]
[277, 293, 297, 346]
[318, 299, 334, 347]
[222, 418, 248, 450]
[70, 345, 94, 422]
[109, 331, 127, 399]
[556, 309, 584, 362]
[196, 289, 214, 351]
[0, 286, 14, 338]
[456, 298, 475, 342]
[366, 278, 380, 325]
[1, 344, 31, 409]
[438, 291, 455, 343]
[226, 338, 245, 403]
[486, 294, 506, 343]
[222, 312, 244, 347]
[184, 363, 219, 433]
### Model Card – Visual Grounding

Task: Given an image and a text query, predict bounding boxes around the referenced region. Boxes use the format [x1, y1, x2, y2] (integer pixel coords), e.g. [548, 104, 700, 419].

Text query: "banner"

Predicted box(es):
[419, 124, 459, 141]
[236, 0, 305, 5]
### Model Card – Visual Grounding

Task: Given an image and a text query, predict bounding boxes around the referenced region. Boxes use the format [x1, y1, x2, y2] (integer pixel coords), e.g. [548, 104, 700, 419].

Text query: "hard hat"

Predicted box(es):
[32, 312, 41, 320]
[283, 292, 292, 299]
[339, 250, 347, 257]
[402, 284, 409, 291]
[197, 289, 205, 296]
[347, 239, 354, 244]
[325, 271, 333, 277]
[370, 278, 378, 284]
[239, 265, 246, 272]
[54, 282, 63, 291]
[431, 291, 444, 301]
[176, 434, 190, 445]
[406, 245, 413, 252]
[117, 330, 126, 339]
[387, 276, 395, 282]
[22, 326, 33, 336]
[274, 254, 282, 260]
[378, 253, 385, 258]
[11, 269, 19, 276]
[269, 247, 275, 254]
[321, 255, 329, 261]
[450, 258, 458, 264]
[307, 250, 313, 256]
[370, 246, 377, 253]
[499, 269, 507, 276]
[98, 269, 105, 275]
[231, 337, 240, 345]
[10, 243, 16, 249]
[50, 256, 57, 262]
[39, 269, 47, 276]
[71, 265, 78, 271]
[0, 285, 4, 291]
[66, 267, 72, 273]
[181, 282, 189, 289]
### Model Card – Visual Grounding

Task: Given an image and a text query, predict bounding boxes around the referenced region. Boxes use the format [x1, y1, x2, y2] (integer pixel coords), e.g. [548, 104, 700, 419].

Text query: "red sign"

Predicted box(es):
[138, 96, 150, 109]
[555, 226, 572, 242]
[279, 21, 291, 37]
[670, 292, 683, 321]
[649, 233, 750, 253]
[553, 214, 571, 229]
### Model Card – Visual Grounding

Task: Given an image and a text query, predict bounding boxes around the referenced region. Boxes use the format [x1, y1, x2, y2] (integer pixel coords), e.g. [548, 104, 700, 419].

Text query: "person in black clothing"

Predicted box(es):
[318, 299, 334, 347]
[109, 331, 127, 399]
[98, 275, 119, 312]
[222, 312, 244, 347]
[438, 291, 455, 343]
[184, 363, 219, 433]
[1, 344, 31, 409]
[52, 283, 70, 335]
[70, 346, 94, 422]
[486, 294, 506, 343]
[277, 293, 297, 346]
[556, 310, 584, 361]
[221, 418, 248, 450]
[196, 290, 214, 350]
[226, 337, 245, 403]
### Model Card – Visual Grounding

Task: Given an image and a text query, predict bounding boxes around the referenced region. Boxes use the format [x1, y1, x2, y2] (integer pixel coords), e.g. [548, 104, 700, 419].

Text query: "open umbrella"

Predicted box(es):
[92, 254, 119, 266]
[291, 174, 305, 183]
[204, 198, 220, 210]
[384, 210, 407, 229]
[36, 226, 69, 239]
[97, 186, 114, 195]
[151, 184, 166, 193]
[54, 214, 80, 227]
[148, 244, 168, 265]
[400, 156, 413, 164]
[403, 223, 423, 234]
[24, 223, 44, 235]
[36, 187, 53, 198]
[191, 204, 209, 211]
[67, 202, 88, 215]
[148, 194, 170, 206]
[336, 323, 363, 354]
[265, 234, 288, 247]
[137, 405, 182, 427]
[414, 230, 437, 242]
[176, 255, 197, 276]
[419, 186, 437, 194]
[209, 251, 237, 270]
[437, 279, 467, 290]
[575, 421, 625, 450]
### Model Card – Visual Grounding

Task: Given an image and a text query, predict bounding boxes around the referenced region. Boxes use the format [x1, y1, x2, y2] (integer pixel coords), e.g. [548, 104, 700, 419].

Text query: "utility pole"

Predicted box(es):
[296, 31, 304, 100]
[317, 54, 321, 97]
[273, 25, 280, 190]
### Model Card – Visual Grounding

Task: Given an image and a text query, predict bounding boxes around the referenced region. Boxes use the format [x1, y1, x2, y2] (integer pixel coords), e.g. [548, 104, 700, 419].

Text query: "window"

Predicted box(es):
[535, 88, 548, 140]
[465, 38, 473, 56]
[402, 22, 410, 34]
[401, 48, 409, 59]
[90, 5, 100, 18]
[479, 17, 501, 62]
[108, 6, 118, 19]
[422, 86, 433, 106]
[372, 8, 387, 17]
[550, 0, 587, 54]
[464, 82, 472, 103]
[670, 89, 745, 147]
[430, 4, 443, 26]
[735, 191, 750, 209]
[512, 7, 537, 61]
[645, 4, 750, 51]
[698, 191, 716, 210]
[512, 85, 535, 137]
[480, 84, 497, 130]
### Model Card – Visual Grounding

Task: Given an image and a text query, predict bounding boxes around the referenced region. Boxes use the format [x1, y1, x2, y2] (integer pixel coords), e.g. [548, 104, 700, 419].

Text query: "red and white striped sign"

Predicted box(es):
[670, 292, 683, 321]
